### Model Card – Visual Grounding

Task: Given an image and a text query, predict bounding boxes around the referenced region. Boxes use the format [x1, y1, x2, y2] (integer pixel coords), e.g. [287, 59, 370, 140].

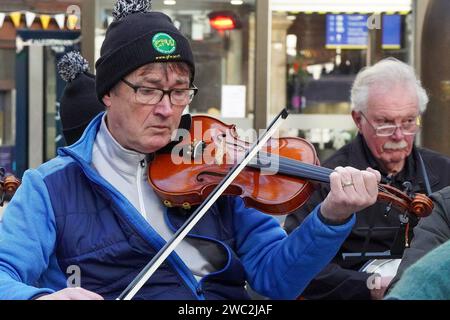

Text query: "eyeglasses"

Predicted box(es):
[121, 78, 198, 106]
[359, 112, 421, 137]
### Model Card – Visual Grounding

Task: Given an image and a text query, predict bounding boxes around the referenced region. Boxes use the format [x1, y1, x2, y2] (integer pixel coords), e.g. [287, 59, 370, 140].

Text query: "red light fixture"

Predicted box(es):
[209, 16, 235, 31]
[208, 11, 242, 31]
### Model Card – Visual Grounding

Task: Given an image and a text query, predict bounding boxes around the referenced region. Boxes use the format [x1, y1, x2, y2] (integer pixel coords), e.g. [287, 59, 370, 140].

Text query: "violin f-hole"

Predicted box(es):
[197, 171, 227, 182]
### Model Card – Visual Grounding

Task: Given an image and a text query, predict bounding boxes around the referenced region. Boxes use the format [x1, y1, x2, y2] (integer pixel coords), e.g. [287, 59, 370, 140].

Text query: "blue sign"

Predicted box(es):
[383, 14, 402, 49]
[326, 14, 401, 49]
[326, 14, 368, 48]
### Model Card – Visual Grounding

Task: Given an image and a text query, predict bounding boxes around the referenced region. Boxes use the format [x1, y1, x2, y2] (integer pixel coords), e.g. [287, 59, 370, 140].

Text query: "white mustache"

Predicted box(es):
[383, 140, 408, 150]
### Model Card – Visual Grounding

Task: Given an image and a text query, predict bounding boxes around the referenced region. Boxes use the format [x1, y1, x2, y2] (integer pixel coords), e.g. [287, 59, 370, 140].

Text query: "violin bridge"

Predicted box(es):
[189, 139, 206, 163]
[214, 138, 226, 165]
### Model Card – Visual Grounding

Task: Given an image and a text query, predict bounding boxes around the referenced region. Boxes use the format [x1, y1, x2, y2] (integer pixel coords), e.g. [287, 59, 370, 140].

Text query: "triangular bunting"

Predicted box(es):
[0, 13, 5, 29]
[54, 13, 65, 30]
[9, 11, 22, 28]
[25, 11, 36, 28]
[67, 14, 79, 30]
[40, 14, 51, 30]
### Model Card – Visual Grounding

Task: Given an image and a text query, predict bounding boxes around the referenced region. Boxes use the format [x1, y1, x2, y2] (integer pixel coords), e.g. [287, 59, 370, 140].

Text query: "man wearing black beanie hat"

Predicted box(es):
[95, 1, 195, 102]
[95, 0, 197, 155]
[0, 0, 379, 301]
[58, 51, 105, 145]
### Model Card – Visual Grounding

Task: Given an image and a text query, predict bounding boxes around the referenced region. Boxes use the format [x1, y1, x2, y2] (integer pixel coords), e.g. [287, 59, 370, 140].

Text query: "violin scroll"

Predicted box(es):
[377, 184, 433, 218]
[409, 193, 434, 218]
[0, 167, 20, 206]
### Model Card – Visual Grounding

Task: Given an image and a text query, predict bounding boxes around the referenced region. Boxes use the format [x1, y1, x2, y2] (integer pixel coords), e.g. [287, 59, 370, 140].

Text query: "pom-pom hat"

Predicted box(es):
[95, 0, 195, 102]
[58, 51, 105, 145]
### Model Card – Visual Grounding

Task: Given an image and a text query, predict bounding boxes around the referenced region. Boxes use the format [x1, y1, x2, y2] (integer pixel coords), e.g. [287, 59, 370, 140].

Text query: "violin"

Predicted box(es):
[0, 167, 20, 206]
[148, 115, 433, 219]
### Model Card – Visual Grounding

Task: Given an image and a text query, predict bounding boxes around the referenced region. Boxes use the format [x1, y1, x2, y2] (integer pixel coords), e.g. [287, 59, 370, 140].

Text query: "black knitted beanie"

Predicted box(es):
[58, 51, 105, 145]
[95, 0, 195, 101]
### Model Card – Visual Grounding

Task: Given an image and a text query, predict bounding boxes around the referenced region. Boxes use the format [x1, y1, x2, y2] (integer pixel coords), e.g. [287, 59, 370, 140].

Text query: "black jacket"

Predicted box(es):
[284, 134, 450, 299]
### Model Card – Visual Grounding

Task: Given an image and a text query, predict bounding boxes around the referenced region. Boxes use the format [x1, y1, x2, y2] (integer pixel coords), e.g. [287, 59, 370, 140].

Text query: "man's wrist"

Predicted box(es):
[318, 209, 353, 226]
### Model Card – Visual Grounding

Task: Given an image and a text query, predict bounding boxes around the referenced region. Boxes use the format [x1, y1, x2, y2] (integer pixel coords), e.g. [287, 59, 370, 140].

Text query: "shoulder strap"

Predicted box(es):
[417, 151, 432, 196]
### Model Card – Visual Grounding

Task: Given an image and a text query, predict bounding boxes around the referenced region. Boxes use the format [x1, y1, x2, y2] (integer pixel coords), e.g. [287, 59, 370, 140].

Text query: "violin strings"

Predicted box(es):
[252, 152, 332, 183]
[272, 155, 391, 193]
[250, 152, 390, 193]
[248, 159, 330, 182]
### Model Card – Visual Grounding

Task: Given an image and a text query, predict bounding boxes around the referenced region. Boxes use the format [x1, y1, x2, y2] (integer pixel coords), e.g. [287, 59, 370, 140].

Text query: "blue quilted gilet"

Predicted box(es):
[43, 162, 250, 300]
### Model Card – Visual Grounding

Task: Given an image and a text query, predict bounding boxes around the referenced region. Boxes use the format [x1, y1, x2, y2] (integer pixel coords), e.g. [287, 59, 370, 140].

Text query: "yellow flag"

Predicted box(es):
[9, 11, 22, 28]
[67, 14, 78, 30]
[40, 14, 51, 30]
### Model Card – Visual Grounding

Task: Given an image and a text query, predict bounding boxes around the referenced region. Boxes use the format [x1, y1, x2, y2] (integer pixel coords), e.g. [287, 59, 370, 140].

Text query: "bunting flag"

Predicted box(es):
[9, 11, 22, 28]
[25, 11, 36, 28]
[54, 13, 65, 30]
[40, 14, 51, 30]
[2, 11, 82, 30]
[66, 14, 79, 30]
[0, 13, 5, 29]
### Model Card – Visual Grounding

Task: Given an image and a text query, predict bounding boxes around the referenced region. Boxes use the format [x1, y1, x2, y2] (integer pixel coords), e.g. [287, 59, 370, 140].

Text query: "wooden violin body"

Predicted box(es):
[149, 116, 319, 214]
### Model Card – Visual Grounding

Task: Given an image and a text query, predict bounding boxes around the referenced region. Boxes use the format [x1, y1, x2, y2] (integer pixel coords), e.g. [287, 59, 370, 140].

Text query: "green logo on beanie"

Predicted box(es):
[152, 33, 177, 54]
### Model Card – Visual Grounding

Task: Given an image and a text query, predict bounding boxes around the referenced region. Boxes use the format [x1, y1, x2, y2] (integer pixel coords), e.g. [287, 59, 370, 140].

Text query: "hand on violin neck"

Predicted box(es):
[320, 166, 380, 223]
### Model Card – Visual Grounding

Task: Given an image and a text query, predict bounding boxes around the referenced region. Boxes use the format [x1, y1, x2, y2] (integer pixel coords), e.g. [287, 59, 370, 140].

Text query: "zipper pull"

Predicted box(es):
[140, 159, 146, 168]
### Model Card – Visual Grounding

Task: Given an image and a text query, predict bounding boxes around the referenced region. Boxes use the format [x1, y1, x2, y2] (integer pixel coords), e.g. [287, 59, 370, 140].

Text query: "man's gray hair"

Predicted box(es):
[350, 58, 428, 114]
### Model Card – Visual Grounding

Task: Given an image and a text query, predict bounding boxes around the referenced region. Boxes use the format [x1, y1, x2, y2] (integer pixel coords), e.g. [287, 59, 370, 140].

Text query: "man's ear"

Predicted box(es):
[352, 110, 362, 131]
[102, 93, 111, 108]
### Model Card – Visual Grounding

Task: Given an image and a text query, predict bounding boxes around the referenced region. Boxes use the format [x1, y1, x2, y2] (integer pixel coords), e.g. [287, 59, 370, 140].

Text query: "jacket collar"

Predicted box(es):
[57, 111, 104, 164]
[95, 114, 147, 176]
